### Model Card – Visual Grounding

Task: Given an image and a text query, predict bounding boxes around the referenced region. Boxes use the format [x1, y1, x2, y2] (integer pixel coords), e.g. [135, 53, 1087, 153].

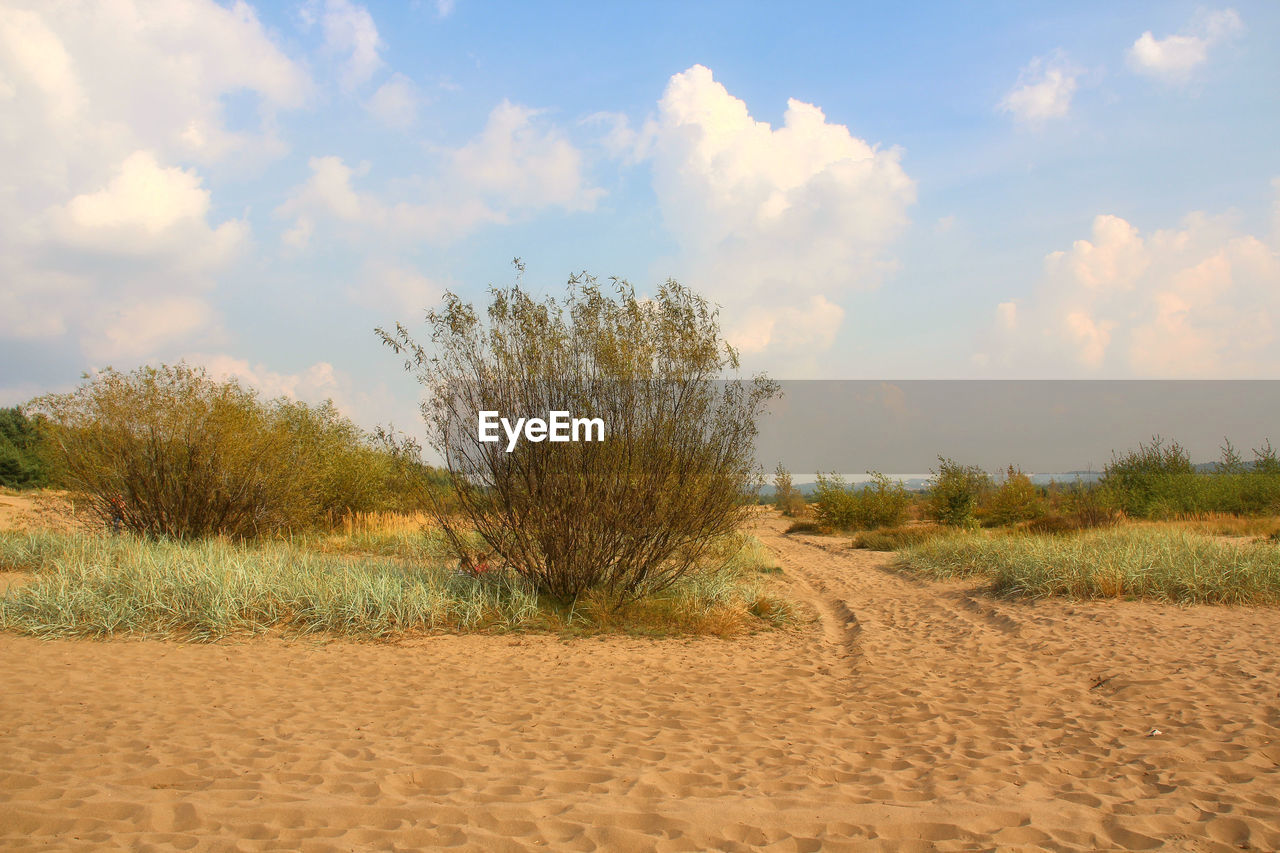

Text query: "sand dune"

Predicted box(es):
[3, 513, 1280, 850]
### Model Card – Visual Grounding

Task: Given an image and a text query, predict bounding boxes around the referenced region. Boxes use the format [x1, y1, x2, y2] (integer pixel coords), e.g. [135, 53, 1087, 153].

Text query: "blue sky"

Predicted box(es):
[2, 1, 1277, 435]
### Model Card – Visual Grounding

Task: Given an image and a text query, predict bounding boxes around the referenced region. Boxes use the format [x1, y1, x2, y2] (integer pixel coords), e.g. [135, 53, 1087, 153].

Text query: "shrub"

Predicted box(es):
[784, 520, 823, 535]
[981, 465, 1044, 527]
[378, 273, 778, 606]
[812, 472, 860, 530]
[28, 364, 429, 539]
[1097, 436, 1199, 518]
[0, 407, 47, 489]
[927, 457, 991, 527]
[851, 524, 949, 551]
[772, 463, 807, 517]
[813, 471, 910, 531]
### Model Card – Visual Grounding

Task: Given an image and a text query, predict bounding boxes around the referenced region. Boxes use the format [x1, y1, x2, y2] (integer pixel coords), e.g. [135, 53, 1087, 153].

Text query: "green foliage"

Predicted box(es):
[899, 526, 1280, 605]
[0, 407, 48, 489]
[378, 272, 778, 605]
[1097, 436, 1280, 518]
[812, 471, 911, 531]
[772, 463, 807, 517]
[981, 465, 1045, 527]
[27, 364, 439, 539]
[926, 457, 991, 527]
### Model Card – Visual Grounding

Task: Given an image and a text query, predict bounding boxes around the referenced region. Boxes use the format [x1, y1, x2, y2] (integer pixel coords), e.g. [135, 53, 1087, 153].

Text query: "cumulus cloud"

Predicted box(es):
[366, 72, 419, 128]
[310, 0, 383, 90]
[349, 263, 447, 318]
[1128, 9, 1243, 82]
[0, 1, 309, 365]
[199, 354, 341, 402]
[981, 197, 1280, 376]
[277, 102, 603, 244]
[998, 53, 1079, 123]
[637, 64, 915, 357]
[0, 151, 246, 360]
[193, 353, 425, 439]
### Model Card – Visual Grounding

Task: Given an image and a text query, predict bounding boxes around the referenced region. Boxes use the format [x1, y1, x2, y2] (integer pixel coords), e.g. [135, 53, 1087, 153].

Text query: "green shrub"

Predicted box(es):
[28, 364, 438, 539]
[927, 457, 991, 527]
[813, 471, 910, 531]
[0, 407, 47, 489]
[980, 465, 1044, 527]
[378, 274, 779, 606]
[772, 463, 807, 517]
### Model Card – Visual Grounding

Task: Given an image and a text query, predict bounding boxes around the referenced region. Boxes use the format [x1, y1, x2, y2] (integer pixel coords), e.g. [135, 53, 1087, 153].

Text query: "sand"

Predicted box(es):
[2, 513, 1279, 851]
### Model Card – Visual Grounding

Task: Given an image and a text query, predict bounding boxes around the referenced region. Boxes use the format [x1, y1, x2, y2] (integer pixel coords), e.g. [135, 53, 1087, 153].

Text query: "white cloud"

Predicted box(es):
[49, 151, 246, 262]
[638, 64, 915, 356]
[435, 0, 457, 18]
[0, 2, 303, 364]
[1128, 9, 1243, 82]
[199, 354, 341, 402]
[999, 53, 1079, 123]
[193, 353, 425, 440]
[314, 0, 383, 90]
[350, 263, 447, 318]
[983, 196, 1280, 376]
[366, 72, 419, 128]
[452, 100, 604, 211]
[277, 102, 603, 244]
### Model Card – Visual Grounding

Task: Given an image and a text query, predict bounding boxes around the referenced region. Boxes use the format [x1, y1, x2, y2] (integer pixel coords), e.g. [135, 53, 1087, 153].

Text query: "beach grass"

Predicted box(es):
[897, 526, 1280, 604]
[0, 528, 791, 641]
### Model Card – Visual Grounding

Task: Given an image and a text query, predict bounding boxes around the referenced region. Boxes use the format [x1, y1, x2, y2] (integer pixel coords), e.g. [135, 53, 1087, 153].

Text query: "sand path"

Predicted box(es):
[2, 514, 1279, 851]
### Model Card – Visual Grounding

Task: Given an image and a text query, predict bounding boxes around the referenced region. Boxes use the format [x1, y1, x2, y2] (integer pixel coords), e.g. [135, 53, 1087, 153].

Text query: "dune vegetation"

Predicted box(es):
[898, 526, 1280, 604]
[0, 526, 792, 641]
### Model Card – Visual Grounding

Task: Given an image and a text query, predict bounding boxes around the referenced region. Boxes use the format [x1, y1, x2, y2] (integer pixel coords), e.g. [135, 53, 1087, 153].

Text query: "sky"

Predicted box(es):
[1, 0, 1278, 439]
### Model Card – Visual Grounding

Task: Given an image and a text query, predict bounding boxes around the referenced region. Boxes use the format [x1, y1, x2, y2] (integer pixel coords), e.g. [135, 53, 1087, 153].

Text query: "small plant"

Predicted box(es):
[772, 463, 807, 517]
[784, 520, 823, 535]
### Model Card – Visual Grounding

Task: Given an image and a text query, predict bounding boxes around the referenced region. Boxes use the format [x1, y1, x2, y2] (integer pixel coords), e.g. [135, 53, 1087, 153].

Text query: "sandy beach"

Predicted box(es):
[2, 513, 1279, 851]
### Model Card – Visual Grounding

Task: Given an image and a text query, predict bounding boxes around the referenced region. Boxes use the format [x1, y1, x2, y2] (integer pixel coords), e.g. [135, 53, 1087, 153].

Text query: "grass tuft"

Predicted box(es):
[897, 526, 1280, 604]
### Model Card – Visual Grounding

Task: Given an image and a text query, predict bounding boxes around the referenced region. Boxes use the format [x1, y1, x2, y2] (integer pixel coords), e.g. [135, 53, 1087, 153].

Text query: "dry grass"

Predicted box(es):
[850, 524, 952, 551]
[0, 526, 793, 641]
[898, 526, 1280, 604]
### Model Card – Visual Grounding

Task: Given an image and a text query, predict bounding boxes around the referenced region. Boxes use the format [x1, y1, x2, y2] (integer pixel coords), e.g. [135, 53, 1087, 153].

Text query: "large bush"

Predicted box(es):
[1095, 437, 1280, 518]
[812, 471, 910, 530]
[29, 364, 424, 538]
[378, 274, 778, 605]
[0, 407, 47, 489]
[927, 457, 991, 527]
[981, 465, 1044, 527]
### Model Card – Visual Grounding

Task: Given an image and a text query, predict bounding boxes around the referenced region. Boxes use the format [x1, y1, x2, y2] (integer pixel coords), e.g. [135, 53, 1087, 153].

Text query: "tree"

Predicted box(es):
[378, 272, 779, 605]
[773, 463, 806, 517]
[0, 407, 48, 489]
